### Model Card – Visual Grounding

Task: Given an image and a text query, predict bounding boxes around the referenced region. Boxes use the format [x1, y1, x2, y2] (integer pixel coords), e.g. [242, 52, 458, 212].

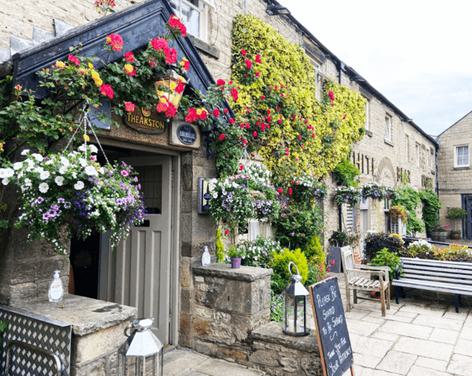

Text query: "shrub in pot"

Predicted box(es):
[364, 233, 404, 262]
[228, 245, 244, 269]
[431, 225, 449, 242]
[446, 207, 467, 239]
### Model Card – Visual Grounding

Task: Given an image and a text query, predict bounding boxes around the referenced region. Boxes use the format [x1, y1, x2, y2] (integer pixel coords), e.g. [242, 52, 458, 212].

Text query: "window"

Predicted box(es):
[429, 147, 435, 170]
[312, 59, 324, 100]
[415, 142, 420, 167]
[364, 99, 370, 132]
[405, 135, 410, 161]
[170, 0, 208, 41]
[384, 114, 392, 142]
[455, 145, 470, 168]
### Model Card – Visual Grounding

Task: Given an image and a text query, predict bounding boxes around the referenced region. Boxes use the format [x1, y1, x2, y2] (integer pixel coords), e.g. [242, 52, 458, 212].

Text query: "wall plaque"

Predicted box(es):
[170, 120, 201, 149]
[124, 107, 166, 134]
[177, 123, 197, 145]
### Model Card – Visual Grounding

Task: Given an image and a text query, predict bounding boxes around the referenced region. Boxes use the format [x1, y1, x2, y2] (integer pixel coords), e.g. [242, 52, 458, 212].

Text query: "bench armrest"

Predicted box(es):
[345, 268, 389, 284]
[355, 265, 389, 283]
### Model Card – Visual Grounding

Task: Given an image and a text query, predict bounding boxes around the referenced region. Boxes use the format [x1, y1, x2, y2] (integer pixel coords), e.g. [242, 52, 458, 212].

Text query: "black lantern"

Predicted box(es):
[283, 262, 309, 336]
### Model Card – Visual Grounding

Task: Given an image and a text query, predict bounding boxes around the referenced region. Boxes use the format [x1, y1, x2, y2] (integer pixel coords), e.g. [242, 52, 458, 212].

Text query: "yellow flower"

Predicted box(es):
[196, 108, 204, 115]
[0, 141, 4, 153]
[169, 81, 177, 91]
[159, 96, 168, 103]
[88, 62, 94, 70]
[78, 68, 88, 75]
[83, 134, 90, 142]
[90, 70, 103, 87]
[123, 63, 134, 75]
[55, 61, 66, 69]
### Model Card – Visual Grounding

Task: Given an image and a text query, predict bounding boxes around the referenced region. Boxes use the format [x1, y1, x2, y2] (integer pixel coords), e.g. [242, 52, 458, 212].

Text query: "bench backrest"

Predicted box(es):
[400, 257, 472, 286]
[341, 246, 355, 273]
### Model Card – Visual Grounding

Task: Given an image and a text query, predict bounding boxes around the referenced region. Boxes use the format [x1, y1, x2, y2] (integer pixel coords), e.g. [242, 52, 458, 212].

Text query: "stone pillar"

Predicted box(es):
[191, 264, 272, 364]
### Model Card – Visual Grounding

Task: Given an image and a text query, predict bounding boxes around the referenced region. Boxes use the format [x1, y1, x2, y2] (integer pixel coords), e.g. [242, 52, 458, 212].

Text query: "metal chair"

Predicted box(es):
[340, 246, 390, 316]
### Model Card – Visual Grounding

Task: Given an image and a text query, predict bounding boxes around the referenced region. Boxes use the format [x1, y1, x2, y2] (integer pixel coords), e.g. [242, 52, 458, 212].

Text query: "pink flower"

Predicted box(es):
[100, 84, 114, 99]
[212, 108, 220, 118]
[165, 103, 177, 118]
[240, 49, 247, 56]
[124, 51, 135, 63]
[67, 54, 80, 66]
[175, 80, 186, 94]
[229, 118, 235, 124]
[168, 15, 187, 37]
[218, 133, 226, 141]
[255, 54, 262, 64]
[216, 79, 225, 86]
[230, 87, 239, 102]
[164, 48, 177, 64]
[276, 187, 283, 194]
[150, 38, 168, 51]
[328, 90, 335, 104]
[124, 101, 136, 112]
[105, 33, 124, 52]
[121, 170, 129, 177]
[245, 59, 252, 70]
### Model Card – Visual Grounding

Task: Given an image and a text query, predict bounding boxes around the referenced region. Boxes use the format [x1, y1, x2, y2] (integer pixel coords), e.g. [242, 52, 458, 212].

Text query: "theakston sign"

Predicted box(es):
[124, 107, 166, 134]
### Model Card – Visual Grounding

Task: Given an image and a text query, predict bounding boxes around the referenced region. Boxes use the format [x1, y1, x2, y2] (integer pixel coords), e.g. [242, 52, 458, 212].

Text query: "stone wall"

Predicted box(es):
[437, 111, 472, 231]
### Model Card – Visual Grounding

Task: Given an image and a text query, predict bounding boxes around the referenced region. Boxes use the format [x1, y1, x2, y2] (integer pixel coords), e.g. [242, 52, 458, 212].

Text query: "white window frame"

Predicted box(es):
[384, 114, 393, 143]
[454, 144, 470, 168]
[405, 134, 410, 161]
[170, 0, 209, 42]
[364, 98, 370, 132]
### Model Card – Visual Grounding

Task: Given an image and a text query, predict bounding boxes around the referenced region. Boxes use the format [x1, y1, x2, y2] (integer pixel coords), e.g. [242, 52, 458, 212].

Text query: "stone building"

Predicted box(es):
[437, 111, 472, 239]
[0, 0, 437, 374]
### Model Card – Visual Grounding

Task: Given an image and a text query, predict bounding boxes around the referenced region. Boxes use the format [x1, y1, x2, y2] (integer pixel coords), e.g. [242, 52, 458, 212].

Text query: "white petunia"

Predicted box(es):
[20, 149, 30, 156]
[13, 162, 23, 170]
[24, 178, 32, 187]
[2, 178, 9, 186]
[0, 168, 14, 179]
[79, 158, 87, 167]
[40, 171, 50, 180]
[59, 166, 67, 175]
[84, 165, 98, 176]
[55, 176, 64, 186]
[74, 181, 84, 190]
[32, 154, 43, 162]
[89, 145, 98, 154]
[60, 157, 70, 167]
[39, 182, 49, 193]
[78, 144, 87, 152]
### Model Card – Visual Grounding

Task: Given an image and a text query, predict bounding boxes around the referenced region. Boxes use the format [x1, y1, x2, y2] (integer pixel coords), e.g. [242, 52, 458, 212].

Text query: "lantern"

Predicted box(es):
[124, 318, 164, 376]
[283, 262, 309, 336]
[155, 71, 187, 109]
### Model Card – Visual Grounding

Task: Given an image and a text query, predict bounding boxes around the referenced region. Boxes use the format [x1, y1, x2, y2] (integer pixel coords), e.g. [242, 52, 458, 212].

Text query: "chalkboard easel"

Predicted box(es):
[310, 277, 354, 376]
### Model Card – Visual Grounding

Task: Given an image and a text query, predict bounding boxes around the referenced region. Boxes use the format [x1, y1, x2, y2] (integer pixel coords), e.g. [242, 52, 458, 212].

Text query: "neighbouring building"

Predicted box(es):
[437, 111, 472, 239]
[0, 0, 438, 374]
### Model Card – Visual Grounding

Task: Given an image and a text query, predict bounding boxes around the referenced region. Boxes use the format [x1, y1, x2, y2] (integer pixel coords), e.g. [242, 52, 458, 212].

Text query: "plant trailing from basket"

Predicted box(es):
[361, 183, 386, 200]
[0, 145, 144, 253]
[389, 205, 408, 222]
[334, 186, 361, 206]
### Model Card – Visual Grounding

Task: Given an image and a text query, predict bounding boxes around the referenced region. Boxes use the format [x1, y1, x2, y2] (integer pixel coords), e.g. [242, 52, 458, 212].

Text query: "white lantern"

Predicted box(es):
[125, 319, 164, 376]
[283, 262, 309, 336]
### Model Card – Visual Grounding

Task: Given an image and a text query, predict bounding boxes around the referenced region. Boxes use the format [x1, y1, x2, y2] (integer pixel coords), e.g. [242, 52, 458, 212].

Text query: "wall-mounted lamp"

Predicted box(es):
[266, 3, 291, 16]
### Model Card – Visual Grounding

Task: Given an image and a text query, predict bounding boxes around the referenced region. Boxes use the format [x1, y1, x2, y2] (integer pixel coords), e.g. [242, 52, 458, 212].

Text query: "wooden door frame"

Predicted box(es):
[97, 138, 181, 346]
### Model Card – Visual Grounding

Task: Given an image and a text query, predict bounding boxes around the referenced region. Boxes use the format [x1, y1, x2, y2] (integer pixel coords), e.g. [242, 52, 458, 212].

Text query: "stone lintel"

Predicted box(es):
[250, 322, 318, 353]
[14, 294, 136, 336]
[193, 264, 272, 282]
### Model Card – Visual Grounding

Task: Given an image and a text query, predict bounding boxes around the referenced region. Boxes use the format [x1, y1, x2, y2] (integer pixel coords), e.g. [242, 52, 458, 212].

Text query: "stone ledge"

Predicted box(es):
[15, 294, 136, 336]
[193, 264, 272, 282]
[250, 322, 318, 353]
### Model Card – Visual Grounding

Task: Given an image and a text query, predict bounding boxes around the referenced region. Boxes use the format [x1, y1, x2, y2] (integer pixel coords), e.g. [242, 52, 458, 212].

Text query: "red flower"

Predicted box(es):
[156, 97, 169, 113]
[223, 108, 229, 114]
[328, 90, 335, 104]
[216, 79, 225, 86]
[212, 108, 220, 118]
[123, 63, 137, 77]
[229, 118, 235, 124]
[288, 187, 293, 196]
[124, 101, 136, 112]
[185, 107, 198, 123]
[99, 84, 114, 99]
[105, 33, 124, 52]
[164, 48, 178, 64]
[240, 49, 247, 56]
[180, 58, 190, 71]
[241, 138, 248, 146]
[276, 187, 283, 194]
[245, 59, 252, 70]
[218, 133, 226, 141]
[230, 87, 239, 102]
[197, 108, 208, 120]
[175, 80, 185, 94]
[67, 54, 80, 66]
[260, 95, 266, 100]
[239, 164, 244, 171]
[285, 147, 290, 156]
[297, 134, 302, 141]
[277, 118, 283, 125]
[224, 228, 230, 236]
[255, 54, 262, 64]
[124, 51, 135, 63]
[168, 15, 187, 37]
[150, 37, 168, 51]
[165, 103, 177, 118]
[253, 131, 258, 138]
[255, 71, 260, 78]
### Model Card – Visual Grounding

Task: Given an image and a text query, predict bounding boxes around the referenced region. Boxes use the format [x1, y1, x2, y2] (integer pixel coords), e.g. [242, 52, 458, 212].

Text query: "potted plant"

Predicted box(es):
[431, 224, 449, 242]
[228, 245, 245, 269]
[446, 207, 467, 239]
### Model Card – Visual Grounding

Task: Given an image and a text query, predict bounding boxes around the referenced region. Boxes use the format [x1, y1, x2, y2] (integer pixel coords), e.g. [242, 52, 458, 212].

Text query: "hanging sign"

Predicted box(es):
[310, 277, 354, 376]
[124, 107, 166, 134]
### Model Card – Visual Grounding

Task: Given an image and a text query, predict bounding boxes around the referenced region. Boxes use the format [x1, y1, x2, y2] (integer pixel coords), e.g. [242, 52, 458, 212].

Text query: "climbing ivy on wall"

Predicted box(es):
[230, 14, 366, 182]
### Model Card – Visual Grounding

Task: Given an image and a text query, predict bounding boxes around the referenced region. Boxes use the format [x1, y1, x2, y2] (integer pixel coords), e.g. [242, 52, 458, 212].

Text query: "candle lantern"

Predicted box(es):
[124, 318, 164, 376]
[155, 71, 187, 109]
[283, 261, 309, 336]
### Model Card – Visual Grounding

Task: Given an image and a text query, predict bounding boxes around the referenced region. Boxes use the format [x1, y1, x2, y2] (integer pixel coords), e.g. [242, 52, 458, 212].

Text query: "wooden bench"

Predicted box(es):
[393, 257, 472, 312]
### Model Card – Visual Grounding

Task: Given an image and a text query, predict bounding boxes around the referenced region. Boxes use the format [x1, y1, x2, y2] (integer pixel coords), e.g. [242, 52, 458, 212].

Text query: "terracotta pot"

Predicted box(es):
[231, 257, 241, 269]
[450, 230, 461, 240]
[431, 230, 448, 242]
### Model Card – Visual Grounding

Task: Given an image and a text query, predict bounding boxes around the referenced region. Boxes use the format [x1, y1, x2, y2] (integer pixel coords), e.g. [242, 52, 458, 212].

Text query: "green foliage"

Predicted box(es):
[274, 203, 323, 249]
[0, 319, 7, 335]
[364, 233, 404, 261]
[334, 186, 361, 206]
[271, 248, 309, 294]
[227, 244, 244, 258]
[332, 159, 360, 187]
[270, 292, 284, 322]
[370, 248, 402, 279]
[446, 207, 467, 220]
[231, 15, 365, 182]
[393, 186, 424, 234]
[215, 226, 225, 263]
[304, 235, 325, 265]
[419, 189, 441, 235]
[400, 242, 472, 262]
[328, 231, 357, 247]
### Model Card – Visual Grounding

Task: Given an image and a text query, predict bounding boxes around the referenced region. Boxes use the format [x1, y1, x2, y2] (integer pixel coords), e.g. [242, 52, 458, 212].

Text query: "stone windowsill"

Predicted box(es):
[250, 321, 318, 352]
[454, 166, 470, 171]
[384, 139, 394, 147]
[365, 130, 373, 137]
[14, 294, 136, 336]
[189, 36, 220, 59]
[193, 263, 272, 282]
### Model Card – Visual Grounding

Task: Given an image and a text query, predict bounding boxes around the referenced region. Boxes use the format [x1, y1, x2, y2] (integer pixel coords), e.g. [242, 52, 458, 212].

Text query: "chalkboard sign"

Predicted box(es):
[310, 277, 354, 376]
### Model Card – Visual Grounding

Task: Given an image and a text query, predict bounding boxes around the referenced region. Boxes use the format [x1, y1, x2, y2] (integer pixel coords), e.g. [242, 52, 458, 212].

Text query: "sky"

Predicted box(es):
[278, 0, 472, 136]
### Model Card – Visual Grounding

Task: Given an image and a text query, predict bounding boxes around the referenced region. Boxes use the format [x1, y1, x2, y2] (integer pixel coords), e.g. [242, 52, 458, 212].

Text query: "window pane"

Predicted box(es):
[457, 146, 469, 166]
[181, 0, 200, 37]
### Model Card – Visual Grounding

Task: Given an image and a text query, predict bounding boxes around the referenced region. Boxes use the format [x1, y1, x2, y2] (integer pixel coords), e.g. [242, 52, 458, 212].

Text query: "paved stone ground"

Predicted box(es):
[339, 281, 472, 375]
[163, 348, 265, 376]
